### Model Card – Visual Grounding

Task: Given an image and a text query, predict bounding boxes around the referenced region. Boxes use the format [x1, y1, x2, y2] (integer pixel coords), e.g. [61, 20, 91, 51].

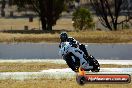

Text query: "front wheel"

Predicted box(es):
[65, 55, 80, 72]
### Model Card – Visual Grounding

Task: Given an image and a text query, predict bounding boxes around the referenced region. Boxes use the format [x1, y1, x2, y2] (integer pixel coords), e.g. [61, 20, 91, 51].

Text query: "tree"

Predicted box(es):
[1, 0, 6, 17]
[14, 0, 65, 31]
[90, 0, 132, 31]
[72, 8, 94, 30]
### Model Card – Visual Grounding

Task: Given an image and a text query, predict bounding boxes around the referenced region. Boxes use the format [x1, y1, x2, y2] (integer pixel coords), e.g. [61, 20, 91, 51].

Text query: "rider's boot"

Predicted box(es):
[81, 62, 93, 70]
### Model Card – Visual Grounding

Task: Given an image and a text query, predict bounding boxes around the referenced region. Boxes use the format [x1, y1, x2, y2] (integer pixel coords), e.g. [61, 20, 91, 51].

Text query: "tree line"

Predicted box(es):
[0, 0, 132, 31]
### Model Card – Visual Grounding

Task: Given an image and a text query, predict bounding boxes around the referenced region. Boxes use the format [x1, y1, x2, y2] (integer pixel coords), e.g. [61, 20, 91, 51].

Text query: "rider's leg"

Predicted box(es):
[69, 47, 93, 69]
[79, 44, 95, 60]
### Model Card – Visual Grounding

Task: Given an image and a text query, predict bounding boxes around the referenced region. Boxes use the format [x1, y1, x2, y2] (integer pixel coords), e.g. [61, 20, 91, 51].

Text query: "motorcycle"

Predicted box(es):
[59, 42, 100, 72]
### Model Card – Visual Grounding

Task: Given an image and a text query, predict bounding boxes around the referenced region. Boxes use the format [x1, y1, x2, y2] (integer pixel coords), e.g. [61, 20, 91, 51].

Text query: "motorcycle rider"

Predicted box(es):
[59, 32, 93, 70]
[59, 32, 89, 56]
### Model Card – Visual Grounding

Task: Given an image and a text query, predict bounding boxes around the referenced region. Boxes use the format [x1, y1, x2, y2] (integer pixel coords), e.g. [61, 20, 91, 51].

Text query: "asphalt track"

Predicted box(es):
[0, 60, 132, 80]
[0, 43, 132, 59]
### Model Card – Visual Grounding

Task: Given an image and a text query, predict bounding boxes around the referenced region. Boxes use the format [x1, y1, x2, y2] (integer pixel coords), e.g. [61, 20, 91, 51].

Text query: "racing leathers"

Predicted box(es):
[59, 37, 93, 70]
[59, 37, 89, 57]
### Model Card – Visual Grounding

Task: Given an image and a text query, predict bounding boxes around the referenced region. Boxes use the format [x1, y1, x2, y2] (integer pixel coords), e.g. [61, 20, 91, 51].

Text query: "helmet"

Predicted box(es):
[60, 32, 68, 42]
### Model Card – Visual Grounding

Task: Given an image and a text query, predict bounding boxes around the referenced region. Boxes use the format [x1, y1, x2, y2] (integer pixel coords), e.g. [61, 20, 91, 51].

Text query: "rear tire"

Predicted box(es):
[86, 55, 100, 72]
[91, 60, 100, 72]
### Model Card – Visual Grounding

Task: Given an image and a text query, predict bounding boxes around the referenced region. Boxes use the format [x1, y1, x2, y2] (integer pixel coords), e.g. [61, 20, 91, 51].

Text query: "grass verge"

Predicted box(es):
[0, 62, 131, 88]
[0, 62, 67, 72]
[0, 62, 132, 72]
[0, 30, 132, 43]
[0, 78, 131, 88]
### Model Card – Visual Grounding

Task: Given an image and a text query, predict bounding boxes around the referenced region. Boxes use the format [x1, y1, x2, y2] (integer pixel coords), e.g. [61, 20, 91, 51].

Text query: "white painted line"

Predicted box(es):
[0, 59, 132, 65]
[98, 60, 132, 65]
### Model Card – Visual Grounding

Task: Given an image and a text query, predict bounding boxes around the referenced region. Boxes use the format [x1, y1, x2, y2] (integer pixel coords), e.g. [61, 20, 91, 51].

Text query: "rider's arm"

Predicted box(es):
[59, 43, 61, 48]
[67, 37, 79, 47]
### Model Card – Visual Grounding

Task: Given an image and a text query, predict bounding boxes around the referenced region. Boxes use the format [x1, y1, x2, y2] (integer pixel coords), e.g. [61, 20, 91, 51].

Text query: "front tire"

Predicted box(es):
[65, 58, 77, 71]
[65, 53, 80, 72]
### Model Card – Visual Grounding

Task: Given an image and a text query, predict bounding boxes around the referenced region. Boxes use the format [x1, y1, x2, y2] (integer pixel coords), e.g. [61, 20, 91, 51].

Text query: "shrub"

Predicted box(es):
[72, 8, 94, 30]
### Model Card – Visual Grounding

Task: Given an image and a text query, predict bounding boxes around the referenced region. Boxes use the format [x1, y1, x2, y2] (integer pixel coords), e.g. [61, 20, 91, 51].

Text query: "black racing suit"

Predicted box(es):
[59, 37, 89, 57]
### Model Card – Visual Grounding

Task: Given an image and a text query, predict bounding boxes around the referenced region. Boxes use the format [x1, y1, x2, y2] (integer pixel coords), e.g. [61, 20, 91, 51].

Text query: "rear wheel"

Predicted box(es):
[91, 59, 100, 72]
[86, 55, 100, 72]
